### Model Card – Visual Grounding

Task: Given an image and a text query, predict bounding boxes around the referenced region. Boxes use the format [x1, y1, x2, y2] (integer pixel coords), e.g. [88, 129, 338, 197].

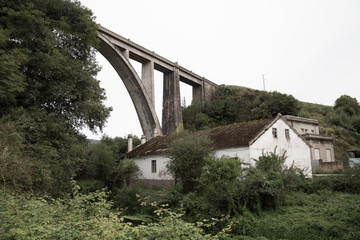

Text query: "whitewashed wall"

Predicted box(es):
[133, 155, 173, 180]
[133, 119, 313, 181]
[250, 119, 312, 176]
[214, 147, 250, 164]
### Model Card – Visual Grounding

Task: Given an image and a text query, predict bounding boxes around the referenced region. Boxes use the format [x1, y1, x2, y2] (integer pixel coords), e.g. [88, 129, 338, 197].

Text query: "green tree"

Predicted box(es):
[78, 136, 140, 192]
[331, 95, 360, 133]
[251, 91, 300, 119]
[0, 0, 111, 195]
[100, 135, 141, 159]
[334, 95, 360, 117]
[0, 108, 88, 196]
[166, 132, 213, 193]
[0, 0, 111, 130]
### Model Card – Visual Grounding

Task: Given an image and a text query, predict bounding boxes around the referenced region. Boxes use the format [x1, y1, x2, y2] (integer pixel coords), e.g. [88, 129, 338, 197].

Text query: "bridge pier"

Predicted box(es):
[97, 26, 217, 139]
[193, 78, 216, 103]
[162, 67, 183, 135]
[141, 60, 155, 107]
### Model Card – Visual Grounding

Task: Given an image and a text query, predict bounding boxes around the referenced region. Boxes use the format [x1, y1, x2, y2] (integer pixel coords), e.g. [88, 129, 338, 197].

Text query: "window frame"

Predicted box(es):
[151, 160, 157, 173]
[285, 129, 290, 139]
[272, 128, 278, 138]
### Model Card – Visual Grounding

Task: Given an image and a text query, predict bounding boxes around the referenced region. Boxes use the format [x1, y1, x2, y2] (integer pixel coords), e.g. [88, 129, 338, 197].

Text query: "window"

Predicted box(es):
[151, 160, 156, 173]
[326, 149, 332, 162]
[285, 129, 290, 139]
[272, 128, 277, 138]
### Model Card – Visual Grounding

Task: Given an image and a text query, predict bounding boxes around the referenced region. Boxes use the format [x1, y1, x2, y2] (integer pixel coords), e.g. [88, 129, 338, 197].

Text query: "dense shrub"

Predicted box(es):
[166, 132, 213, 193]
[238, 150, 305, 212]
[0, 108, 88, 197]
[198, 157, 244, 215]
[112, 185, 142, 215]
[305, 163, 360, 194]
[77, 137, 139, 192]
[1, 185, 224, 240]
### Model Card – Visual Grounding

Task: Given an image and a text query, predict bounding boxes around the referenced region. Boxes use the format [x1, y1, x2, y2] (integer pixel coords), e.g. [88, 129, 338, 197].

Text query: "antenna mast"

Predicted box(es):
[262, 74, 266, 91]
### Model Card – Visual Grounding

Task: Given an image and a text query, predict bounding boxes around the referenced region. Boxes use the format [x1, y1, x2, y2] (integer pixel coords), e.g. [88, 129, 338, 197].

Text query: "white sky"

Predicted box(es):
[79, 0, 360, 140]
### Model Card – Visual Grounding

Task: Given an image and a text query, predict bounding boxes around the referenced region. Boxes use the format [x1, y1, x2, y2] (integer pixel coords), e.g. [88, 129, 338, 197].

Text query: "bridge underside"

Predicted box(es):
[97, 26, 217, 139]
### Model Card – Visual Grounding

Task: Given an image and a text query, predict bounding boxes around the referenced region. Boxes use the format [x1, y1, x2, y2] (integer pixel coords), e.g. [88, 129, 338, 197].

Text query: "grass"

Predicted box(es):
[228, 191, 360, 239]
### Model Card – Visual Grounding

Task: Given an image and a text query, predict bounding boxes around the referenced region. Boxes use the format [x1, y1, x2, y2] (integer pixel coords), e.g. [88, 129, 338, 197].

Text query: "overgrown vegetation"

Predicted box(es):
[0, 0, 111, 196]
[0, 183, 218, 239]
[183, 85, 360, 160]
[2, 153, 360, 239]
[183, 86, 300, 130]
[77, 136, 140, 192]
[1, 0, 360, 239]
[166, 132, 214, 193]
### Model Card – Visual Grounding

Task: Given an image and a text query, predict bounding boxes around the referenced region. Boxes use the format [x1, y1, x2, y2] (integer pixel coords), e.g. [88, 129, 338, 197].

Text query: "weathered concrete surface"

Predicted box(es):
[193, 79, 217, 103]
[97, 33, 162, 139]
[162, 67, 183, 135]
[141, 60, 155, 107]
[97, 25, 218, 138]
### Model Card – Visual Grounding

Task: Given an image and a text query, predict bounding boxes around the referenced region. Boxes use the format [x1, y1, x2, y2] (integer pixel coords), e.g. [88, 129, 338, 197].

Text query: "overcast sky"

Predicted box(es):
[79, 0, 360, 140]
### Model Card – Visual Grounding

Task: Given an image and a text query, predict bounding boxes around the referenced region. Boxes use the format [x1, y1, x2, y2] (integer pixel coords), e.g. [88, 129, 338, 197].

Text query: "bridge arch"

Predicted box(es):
[96, 33, 162, 140]
[96, 26, 217, 140]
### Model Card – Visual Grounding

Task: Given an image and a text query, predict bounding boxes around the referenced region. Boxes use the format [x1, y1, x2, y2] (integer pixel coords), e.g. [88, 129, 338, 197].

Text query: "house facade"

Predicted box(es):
[126, 115, 313, 186]
[283, 115, 335, 162]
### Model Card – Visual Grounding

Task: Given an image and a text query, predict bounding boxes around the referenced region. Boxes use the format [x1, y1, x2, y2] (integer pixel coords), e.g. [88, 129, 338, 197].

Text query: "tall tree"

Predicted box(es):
[0, 0, 111, 195]
[0, 0, 111, 131]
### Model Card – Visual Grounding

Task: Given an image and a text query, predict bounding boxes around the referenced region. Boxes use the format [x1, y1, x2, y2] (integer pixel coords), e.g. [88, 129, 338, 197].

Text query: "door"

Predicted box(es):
[314, 148, 320, 160]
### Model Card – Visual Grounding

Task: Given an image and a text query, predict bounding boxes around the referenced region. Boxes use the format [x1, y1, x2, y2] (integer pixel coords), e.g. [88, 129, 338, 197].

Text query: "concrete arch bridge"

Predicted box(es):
[97, 26, 217, 139]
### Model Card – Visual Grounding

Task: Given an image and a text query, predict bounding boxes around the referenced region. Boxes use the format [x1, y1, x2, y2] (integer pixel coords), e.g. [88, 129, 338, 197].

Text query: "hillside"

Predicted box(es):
[182, 85, 360, 161]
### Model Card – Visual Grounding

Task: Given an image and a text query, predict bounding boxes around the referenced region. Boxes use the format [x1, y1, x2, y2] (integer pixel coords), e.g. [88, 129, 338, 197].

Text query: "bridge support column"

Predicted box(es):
[193, 79, 216, 103]
[141, 60, 155, 107]
[162, 67, 183, 135]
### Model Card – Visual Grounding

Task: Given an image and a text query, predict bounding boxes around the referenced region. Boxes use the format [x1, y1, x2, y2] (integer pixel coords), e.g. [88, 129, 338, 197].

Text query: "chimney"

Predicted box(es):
[141, 135, 146, 144]
[127, 134, 133, 152]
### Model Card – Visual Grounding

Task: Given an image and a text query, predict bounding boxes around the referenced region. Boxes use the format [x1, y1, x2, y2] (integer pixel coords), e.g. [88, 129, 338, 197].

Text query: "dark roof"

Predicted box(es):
[125, 118, 275, 158]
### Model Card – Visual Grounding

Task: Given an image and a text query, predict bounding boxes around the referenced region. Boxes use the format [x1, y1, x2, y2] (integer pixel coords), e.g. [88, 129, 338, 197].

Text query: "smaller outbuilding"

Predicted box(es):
[125, 114, 313, 187]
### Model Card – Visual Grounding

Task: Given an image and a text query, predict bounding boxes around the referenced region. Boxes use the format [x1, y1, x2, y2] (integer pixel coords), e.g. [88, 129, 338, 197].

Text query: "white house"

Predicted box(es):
[125, 114, 313, 187]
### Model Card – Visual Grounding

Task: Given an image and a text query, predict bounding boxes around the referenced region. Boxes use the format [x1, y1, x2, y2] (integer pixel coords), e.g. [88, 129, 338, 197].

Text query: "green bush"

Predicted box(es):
[0, 108, 88, 197]
[166, 132, 213, 193]
[1, 185, 225, 239]
[181, 191, 221, 223]
[112, 185, 142, 215]
[198, 157, 244, 216]
[304, 163, 360, 194]
[238, 150, 305, 211]
[78, 137, 139, 192]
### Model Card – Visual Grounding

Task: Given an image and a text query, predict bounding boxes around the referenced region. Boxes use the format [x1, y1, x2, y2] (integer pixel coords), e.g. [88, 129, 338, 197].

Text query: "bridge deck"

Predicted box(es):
[98, 25, 217, 88]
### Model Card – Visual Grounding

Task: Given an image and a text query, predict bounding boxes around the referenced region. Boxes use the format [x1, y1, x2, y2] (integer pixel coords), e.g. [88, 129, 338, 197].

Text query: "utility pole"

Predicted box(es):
[262, 74, 266, 91]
